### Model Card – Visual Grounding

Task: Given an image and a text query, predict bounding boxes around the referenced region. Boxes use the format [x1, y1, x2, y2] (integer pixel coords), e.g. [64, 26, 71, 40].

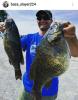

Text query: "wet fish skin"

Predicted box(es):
[3, 18, 24, 80]
[30, 22, 70, 99]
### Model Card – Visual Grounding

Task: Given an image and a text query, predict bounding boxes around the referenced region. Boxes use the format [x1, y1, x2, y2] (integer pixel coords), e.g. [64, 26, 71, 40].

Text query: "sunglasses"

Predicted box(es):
[37, 16, 51, 21]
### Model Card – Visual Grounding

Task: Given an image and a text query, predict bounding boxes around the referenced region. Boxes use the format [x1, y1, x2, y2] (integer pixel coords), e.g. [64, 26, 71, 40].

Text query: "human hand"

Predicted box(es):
[62, 22, 78, 57]
[62, 22, 76, 38]
[0, 22, 5, 32]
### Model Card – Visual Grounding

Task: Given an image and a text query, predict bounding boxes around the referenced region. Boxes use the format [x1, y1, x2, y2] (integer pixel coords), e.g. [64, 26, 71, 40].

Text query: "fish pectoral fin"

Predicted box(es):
[29, 67, 36, 80]
[45, 80, 52, 88]
[29, 59, 37, 80]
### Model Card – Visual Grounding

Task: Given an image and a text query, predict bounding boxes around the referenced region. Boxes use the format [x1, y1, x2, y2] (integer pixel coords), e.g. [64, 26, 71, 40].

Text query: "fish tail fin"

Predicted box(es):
[15, 68, 22, 80]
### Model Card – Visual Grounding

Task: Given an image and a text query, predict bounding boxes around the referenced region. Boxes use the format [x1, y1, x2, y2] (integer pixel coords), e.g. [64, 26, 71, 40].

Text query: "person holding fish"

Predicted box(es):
[0, 10, 24, 80]
[0, 10, 78, 100]
[19, 10, 78, 100]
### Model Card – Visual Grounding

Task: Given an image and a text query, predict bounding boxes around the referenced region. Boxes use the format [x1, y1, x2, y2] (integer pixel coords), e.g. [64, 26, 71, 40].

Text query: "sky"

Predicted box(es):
[6, 10, 78, 37]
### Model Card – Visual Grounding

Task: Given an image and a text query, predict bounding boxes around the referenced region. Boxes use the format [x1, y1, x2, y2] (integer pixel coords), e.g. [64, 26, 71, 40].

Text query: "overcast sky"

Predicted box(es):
[6, 10, 78, 37]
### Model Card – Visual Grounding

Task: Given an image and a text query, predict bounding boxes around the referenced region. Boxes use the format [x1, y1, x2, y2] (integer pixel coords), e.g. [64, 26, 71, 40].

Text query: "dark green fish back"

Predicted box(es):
[3, 18, 24, 79]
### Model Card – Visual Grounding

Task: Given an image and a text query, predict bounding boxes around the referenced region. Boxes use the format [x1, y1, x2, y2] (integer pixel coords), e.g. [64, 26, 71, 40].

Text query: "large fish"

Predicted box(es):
[30, 22, 70, 100]
[3, 18, 24, 80]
